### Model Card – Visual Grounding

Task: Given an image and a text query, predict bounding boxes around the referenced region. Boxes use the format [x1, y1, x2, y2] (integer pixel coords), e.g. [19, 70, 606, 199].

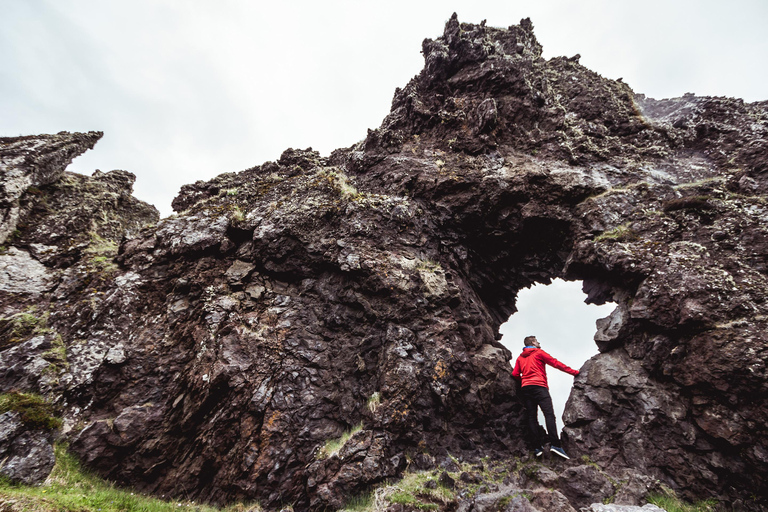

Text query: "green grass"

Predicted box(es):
[371, 469, 455, 511]
[415, 258, 442, 273]
[0, 392, 62, 430]
[230, 205, 245, 223]
[317, 423, 364, 459]
[318, 169, 362, 201]
[594, 223, 638, 242]
[0, 444, 260, 512]
[339, 491, 374, 511]
[366, 392, 381, 413]
[336, 457, 519, 511]
[388, 491, 438, 510]
[647, 492, 719, 512]
[394, 471, 454, 503]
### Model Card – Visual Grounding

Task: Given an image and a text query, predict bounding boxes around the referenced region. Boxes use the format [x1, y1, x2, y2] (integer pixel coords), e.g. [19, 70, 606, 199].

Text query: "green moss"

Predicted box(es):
[41, 334, 69, 378]
[580, 454, 600, 469]
[594, 223, 637, 242]
[83, 232, 119, 273]
[365, 457, 522, 511]
[0, 307, 50, 346]
[584, 181, 653, 202]
[84, 233, 118, 257]
[673, 176, 726, 190]
[0, 392, 62, 430]
[9, 313, 41, 336]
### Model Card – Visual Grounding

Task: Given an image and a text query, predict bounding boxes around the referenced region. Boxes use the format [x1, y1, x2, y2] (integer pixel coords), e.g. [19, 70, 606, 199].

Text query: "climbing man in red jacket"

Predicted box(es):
[511, 335, 579, 459]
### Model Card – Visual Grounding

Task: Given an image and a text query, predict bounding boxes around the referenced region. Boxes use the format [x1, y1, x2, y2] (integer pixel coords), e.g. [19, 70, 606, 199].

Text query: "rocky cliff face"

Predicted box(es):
[1, 14, 767, 511]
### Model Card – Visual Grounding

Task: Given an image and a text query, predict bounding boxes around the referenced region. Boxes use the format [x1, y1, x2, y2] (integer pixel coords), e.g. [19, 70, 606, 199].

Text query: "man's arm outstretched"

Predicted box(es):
[540, 350, 579, 376]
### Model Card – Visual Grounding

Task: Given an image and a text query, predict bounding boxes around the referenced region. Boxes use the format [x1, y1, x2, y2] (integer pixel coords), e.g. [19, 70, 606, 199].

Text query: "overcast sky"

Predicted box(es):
[3, 1, 766, 425]
[2, 1, 767, 217]
[499, 280, 614, 424]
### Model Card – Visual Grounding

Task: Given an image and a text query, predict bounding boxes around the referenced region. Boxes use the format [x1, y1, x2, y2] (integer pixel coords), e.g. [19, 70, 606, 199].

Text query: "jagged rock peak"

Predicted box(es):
[0, 131, 103, 244]
[0, 130, 157, 299]
[422, 13, 544, 82]
[366, 14, 652, 160]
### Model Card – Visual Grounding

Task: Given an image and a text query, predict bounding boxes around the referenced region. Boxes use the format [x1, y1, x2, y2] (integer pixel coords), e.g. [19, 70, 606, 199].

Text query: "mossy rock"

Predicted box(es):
[0, 392, 62, 431]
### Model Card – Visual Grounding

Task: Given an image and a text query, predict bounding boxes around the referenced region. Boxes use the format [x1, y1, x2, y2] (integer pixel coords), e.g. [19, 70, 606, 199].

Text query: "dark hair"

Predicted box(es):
[523, 336, 537, 346]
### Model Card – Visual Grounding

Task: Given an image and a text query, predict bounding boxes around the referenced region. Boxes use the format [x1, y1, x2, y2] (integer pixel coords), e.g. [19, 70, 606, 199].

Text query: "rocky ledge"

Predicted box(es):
[1, 13, 767, 512]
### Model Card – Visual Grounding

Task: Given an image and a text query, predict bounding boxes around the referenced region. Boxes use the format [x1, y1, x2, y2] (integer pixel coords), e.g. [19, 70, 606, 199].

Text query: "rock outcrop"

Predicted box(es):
[0, 411, 55, 485]
[0, 131, 103, 245]
[1, 14, 767, 511]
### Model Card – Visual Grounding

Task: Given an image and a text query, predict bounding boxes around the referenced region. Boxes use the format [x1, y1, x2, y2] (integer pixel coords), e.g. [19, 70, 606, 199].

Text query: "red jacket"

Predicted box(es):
[511, 347, 579, 388]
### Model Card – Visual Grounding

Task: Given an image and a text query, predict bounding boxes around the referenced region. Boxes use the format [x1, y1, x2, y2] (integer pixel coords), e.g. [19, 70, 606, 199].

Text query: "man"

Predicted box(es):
[511, 335, 579, 459]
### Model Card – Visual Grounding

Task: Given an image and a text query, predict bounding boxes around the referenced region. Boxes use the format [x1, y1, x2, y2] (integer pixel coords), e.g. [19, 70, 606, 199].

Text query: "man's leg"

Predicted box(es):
[535, 388, 561, 447]
[532, 387, 571, 459]
[520, 386, 543, 450]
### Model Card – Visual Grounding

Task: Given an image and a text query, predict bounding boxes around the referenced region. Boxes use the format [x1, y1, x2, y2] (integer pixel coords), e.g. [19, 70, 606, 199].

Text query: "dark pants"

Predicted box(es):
[520, 385, 561, 448]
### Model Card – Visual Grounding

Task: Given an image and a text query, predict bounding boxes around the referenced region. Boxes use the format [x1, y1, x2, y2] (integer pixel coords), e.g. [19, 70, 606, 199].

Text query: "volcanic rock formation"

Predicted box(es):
[1, 14, 767, 511]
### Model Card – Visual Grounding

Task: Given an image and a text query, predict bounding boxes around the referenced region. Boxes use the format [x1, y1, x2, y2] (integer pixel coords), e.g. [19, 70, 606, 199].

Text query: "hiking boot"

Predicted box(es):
[550, 446, 570, 459]
[533, 447, 544, 457]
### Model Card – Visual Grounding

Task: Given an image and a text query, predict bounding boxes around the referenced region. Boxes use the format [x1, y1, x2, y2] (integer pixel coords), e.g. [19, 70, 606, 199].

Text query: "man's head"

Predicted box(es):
[524, 336, 540, 348]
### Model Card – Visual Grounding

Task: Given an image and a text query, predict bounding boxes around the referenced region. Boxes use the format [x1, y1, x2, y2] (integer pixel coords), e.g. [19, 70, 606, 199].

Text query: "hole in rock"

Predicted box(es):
[499, 279, 615, 423]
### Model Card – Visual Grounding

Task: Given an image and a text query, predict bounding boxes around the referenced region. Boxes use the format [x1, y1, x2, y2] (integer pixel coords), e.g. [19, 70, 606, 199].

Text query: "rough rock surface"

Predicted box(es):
[0, 131, 103, 245]
[0, 411, 55, 485]
[1, 13, 768, 511]
[376, 456, 660, 512]
[587, 505, 665, 512]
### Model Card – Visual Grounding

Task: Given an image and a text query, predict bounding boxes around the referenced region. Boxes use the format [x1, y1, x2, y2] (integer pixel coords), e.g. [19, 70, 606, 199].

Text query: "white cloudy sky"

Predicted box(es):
[499, 280, 614, 423]
[2, 0, 767, 217]
[2, 1, 766, 422]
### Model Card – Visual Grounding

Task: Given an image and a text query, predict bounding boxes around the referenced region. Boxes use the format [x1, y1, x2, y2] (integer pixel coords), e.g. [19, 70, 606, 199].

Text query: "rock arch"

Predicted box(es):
[1, 14, 767, 511]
